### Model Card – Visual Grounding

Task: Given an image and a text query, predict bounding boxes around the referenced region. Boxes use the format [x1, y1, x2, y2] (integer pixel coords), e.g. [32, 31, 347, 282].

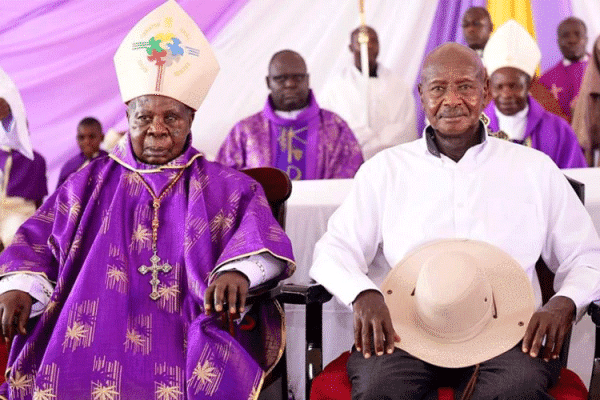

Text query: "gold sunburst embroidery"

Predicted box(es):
[125, 329, 144, 347]
[65, 321, 88, 340]
[10, 371, 32, 390]
[191, 360, 217, 386]
[32, 387, 56, 400]
[132, 225, 151, 247]
[107, 266, 127, 283]
[91, 383, 119, 400]
[156, 382, 182, 400]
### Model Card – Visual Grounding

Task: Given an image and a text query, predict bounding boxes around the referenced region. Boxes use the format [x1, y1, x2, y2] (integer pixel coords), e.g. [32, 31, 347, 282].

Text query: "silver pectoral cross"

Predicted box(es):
[138, 253, 172, 300]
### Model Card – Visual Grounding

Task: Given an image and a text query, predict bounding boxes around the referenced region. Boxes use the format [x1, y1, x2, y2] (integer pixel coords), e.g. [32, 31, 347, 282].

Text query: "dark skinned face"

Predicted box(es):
[490, 67, 530, 116]
[127, 95, 194, 165]
[462, 10, 492, 51]
[349, 27, 379, 73]
[419, 50, 488, 139]
[77, 124, 104, 159]
[558, 20, 587, 62]
[266, 52, 310, 111]
[0, 98, 11, 121]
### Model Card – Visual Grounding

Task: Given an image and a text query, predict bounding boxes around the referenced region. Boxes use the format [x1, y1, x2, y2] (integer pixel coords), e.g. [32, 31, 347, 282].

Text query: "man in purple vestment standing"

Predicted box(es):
[216, 50, 363, 180]
[0, 2, 294, 399]
[55, 117, 107, 188]
[482, 20, 586, 169]
[0, 67, 47, 249]
[540, 17, 588, 123]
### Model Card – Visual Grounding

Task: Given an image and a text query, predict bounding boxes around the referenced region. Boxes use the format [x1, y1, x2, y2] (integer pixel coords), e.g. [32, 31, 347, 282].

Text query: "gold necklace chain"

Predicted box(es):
[135, 168, 186, 253]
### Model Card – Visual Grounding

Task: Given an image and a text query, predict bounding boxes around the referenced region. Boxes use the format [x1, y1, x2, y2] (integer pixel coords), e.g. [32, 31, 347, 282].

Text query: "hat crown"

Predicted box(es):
[414, 251, 494, 342]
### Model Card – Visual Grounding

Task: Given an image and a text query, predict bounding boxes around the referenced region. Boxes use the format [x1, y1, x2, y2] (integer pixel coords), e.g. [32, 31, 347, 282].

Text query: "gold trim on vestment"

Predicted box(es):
[108, 153, 204, 174]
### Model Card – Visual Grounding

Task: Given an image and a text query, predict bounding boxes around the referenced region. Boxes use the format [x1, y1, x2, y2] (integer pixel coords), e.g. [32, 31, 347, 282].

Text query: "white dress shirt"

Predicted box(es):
[319, 64, 418, 160]
[310, 125, 600, 320]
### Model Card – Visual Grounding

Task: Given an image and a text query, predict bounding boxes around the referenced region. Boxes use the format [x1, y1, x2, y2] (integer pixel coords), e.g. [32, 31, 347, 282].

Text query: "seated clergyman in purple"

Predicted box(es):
[216, 50, 364, 180]
[482, 20, 586, 169]
[540, 17, 589, 123]
[55, 117, 108, 188]
[0, 67, 48, 248]
[0, 2, 294, 399]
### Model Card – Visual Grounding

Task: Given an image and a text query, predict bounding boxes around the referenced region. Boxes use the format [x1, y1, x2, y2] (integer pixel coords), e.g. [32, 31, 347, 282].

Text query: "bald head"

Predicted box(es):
[421, 43, 486, 85]
[266, 50, 310, 111]
[462, 7, 493, 50]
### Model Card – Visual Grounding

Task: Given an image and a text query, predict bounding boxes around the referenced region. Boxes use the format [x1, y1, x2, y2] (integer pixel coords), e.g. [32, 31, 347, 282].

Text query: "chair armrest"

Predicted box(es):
[270, 283, 333, 305]
[588, 301, 600, 325]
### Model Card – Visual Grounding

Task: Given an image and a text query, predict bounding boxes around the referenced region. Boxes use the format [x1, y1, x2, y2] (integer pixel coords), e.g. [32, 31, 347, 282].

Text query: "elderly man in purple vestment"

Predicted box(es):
[55, 117, 108, 188]
[216, 50, 363, 180]
[0, 2, 294, 399]
[540, 17, 588, 123]
[482, 20, 586, 169]
[0, 67, 47, 249]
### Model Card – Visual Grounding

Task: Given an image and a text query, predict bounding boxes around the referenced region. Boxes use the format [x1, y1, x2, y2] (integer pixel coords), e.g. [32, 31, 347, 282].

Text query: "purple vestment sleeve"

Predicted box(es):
[484, 96, 586, 169]
[0, 150, 48, 204]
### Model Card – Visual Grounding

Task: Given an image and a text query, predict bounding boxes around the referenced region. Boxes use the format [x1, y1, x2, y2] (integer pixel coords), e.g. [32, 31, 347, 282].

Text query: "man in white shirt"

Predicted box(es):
[310, 42, 600, 399]
[319, 26, 417, 160]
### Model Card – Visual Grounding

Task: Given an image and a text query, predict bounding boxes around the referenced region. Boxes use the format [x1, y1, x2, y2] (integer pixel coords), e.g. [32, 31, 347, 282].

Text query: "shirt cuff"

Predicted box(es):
[217, 252, 284, 289]
[0, 273, 54, 317]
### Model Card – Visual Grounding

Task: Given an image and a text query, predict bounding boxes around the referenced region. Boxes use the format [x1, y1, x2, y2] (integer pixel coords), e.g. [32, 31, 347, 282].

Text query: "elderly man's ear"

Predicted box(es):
[0, 98, 11, 121]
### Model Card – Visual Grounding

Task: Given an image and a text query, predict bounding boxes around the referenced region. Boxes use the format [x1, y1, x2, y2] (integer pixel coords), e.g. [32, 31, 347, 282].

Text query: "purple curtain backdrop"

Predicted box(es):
[531, 0, 573, 73]
[0, 0, 249, 189]
[414, 0, 487, 134]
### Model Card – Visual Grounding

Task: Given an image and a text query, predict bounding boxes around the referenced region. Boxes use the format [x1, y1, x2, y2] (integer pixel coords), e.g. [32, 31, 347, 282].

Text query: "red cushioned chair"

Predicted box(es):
[310, 177, 600, 400]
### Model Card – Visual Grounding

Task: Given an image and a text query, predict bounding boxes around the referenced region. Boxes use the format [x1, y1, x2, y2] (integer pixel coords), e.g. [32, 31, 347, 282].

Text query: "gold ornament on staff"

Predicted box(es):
[358, 0, 370, 128]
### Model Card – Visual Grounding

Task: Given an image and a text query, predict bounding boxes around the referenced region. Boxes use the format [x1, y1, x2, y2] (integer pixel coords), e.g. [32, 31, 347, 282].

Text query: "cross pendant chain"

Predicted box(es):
[136, 169, 186, 300]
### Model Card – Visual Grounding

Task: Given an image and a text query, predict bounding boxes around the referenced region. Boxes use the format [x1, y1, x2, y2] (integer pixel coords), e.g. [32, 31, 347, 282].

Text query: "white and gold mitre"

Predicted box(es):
[114, 0, 219, 110]
[483, 19, 541, 78]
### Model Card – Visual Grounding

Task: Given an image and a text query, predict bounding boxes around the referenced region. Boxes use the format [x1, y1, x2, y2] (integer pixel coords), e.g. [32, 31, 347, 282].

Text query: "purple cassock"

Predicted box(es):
[0, 135, 295, 399]
[540, 59, 588, 121]
[216, 91, 363, 180]
[0, 149, 47, 204]
[484, 96, 586, 169]
[55, 150, 108, 189]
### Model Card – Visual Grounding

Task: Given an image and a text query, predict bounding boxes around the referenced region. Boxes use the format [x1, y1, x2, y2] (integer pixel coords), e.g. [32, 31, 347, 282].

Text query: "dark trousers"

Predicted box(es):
[346, 345, 562, 400]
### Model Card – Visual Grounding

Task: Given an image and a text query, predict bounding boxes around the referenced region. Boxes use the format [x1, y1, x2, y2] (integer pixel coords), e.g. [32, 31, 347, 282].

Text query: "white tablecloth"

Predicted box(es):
[284, 169, 600, 398]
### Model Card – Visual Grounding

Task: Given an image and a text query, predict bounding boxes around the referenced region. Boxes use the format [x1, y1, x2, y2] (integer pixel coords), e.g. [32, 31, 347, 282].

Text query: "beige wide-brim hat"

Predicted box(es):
[381, 239, 534, 368]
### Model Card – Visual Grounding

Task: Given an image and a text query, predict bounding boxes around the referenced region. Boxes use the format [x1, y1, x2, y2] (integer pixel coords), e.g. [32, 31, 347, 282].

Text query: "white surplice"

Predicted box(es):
[319, 65, 417, 160]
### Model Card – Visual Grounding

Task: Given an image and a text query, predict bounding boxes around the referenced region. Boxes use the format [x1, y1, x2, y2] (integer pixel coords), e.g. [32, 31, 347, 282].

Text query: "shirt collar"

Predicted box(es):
[424, 121, 487, 158]
[563, 54, 589, 66]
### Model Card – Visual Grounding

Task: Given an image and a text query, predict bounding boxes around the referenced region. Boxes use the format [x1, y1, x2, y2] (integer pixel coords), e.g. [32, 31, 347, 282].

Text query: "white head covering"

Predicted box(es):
[0, 67, 33, 159]
[114, 0, 219, 110]
[483, 19, 541, 78]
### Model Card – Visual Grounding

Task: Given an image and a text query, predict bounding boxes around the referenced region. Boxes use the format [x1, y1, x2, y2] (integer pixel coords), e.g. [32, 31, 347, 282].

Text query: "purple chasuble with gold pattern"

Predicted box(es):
[0, 135, 294, 400]
[216, 91, 363, 179]
[540, 59, 588, 121]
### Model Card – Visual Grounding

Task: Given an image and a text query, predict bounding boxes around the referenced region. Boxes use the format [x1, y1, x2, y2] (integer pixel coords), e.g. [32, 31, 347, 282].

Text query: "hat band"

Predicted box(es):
[414, 292, 496, 344]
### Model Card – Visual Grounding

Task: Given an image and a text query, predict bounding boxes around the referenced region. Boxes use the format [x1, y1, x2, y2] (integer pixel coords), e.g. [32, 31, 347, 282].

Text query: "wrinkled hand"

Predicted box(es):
[0, 290, 32, 346]
[522, 295, 575, 362]
[0, 98, 10, 121]
[204, 271, 250, 316]
[352, 290, 400, 358]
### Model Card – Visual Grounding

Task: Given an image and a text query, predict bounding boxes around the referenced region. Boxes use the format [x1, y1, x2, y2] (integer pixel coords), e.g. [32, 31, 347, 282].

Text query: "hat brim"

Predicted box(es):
[381, 239, 534, 368]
